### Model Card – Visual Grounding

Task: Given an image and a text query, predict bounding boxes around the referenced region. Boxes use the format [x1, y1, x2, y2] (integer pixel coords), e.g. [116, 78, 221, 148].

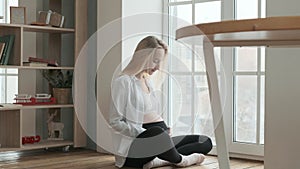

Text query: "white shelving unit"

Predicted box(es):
[0, 0, 87, 152]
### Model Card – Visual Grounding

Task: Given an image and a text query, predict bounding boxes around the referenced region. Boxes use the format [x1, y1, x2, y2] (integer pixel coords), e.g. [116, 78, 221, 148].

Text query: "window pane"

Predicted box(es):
[261, 0, 266, 18]
[7, 68, 18, 74]
[260, 76, 265, 144]
[194, 46, 205, 72]
[169, 4, 192, 37]
[0, 76, 5, 103]
[261, 47, 265, 72]
[7, 76, 18, 103]
[235, 0, 258, 19]
[169, 75, 192, 135]
[194, 75, 216, 144]
[195, 47, 221, 73]
[235, 47, 257, 71]
[234, 76, 257, 143]
[169, 4, 192, 72]
[0, 0, 4, 23]
[169, 39, 192, 72]
[195, 1, 221, 24]
[0, 68, 5, 74]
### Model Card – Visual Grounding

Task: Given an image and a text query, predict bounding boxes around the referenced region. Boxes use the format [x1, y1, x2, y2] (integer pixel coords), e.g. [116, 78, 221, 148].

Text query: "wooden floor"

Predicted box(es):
[0, 148, 264, 169]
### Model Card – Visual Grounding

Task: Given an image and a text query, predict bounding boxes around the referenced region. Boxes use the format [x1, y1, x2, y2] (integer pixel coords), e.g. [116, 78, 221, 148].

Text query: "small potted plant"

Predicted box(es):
[42, 70, 73, 104]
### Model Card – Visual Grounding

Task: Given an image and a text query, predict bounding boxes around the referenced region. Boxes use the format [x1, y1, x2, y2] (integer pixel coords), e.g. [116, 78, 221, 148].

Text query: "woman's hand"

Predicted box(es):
[167, 127, 172, 136]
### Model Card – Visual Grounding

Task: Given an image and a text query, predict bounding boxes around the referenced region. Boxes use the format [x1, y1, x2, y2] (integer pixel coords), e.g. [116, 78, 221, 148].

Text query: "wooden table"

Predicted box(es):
[176, 16, 300, 169]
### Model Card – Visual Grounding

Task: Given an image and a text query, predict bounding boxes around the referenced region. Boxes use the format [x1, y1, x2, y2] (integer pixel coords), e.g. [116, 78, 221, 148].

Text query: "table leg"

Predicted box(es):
[203, 39, 230, 169]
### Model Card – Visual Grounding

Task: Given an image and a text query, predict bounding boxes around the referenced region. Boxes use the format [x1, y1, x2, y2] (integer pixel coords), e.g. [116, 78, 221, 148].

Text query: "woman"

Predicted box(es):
[109, 36, 212, 168]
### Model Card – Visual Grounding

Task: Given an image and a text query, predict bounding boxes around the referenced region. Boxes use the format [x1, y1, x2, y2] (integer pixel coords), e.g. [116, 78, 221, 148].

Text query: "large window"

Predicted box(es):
[166, 0, 265, 157]
[231, 0, 266, 155]
[167, 0, 221, 143]
[0, 0, 19, 103]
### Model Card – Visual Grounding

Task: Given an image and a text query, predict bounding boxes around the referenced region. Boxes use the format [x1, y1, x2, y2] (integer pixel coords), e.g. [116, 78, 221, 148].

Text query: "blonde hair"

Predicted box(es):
[122, 36, 168, 76]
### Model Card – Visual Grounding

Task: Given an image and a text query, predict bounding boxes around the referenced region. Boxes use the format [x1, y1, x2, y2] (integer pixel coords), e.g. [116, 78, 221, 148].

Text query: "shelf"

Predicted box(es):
[22, 140, 73, 150]
[0, 23, 75, 34]
[0, 140, 73, 152]
[0, 104, 74, 111]
[20, 66, 74, 70]
[0, 65, 74, 70]
[0, 0, 87, 152]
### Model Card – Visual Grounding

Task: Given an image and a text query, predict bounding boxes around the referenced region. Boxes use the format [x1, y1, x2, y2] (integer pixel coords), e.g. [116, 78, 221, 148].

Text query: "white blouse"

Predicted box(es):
[109, 74, 161, 168]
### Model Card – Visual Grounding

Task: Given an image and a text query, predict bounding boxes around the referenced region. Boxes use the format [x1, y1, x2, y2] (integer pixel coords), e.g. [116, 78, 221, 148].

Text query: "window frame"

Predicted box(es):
[164, 0, 266, 158]
[164, 0, 222, 144]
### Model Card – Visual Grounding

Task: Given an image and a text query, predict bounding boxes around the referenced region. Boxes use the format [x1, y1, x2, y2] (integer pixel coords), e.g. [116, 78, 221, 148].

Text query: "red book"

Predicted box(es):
[28, 57, 58, 67]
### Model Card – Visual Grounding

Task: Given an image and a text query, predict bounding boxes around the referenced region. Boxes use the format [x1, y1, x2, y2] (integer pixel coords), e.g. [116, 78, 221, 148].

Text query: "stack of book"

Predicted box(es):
[0, 34, 15, 65]
[23, 57, 59, 67]
[14, 93, 56, 105]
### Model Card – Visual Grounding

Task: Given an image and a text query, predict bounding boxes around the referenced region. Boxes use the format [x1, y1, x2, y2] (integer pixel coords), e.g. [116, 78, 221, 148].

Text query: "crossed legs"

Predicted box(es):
[124, 126, 206, 168]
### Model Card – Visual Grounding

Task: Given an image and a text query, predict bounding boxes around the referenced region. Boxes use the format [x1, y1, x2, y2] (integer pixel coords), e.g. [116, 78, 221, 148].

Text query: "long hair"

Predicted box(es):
[122, 36, 168, 76]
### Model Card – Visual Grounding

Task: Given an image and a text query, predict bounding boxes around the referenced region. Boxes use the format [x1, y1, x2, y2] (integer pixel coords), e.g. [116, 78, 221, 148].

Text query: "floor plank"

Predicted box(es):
[0, 148, 264, 169]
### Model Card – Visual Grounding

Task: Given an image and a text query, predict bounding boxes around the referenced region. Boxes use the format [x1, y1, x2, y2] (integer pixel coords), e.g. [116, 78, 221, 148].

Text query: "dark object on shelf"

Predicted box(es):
[42, 70, 73, 88]
[30, 22, 48, 26]
[38, 10, 51, 24]
[23, 61, 48, 67]
[42, 70, 73, 104]
[28, 57, 58, 67]
[49, 12, 64, 28]
[0, 34, 15, 65]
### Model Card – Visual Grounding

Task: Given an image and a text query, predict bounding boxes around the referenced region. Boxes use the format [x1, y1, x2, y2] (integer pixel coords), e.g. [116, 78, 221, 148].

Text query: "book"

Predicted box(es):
[0, 35, 15, 65]
[28, 57, 58, 67]
[34, 93, 51, 99]
[0, 43, 5, 62]
[23, 61, 48, 67]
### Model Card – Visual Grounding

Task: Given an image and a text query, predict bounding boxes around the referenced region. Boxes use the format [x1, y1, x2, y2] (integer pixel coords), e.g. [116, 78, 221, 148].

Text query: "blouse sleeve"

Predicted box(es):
[109, 77, 144, 137]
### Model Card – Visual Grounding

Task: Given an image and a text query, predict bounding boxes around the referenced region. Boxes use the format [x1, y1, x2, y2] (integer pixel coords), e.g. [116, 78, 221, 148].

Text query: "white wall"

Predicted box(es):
[96, 0, 163, 153]
[97, 0, 122, 153]
[122, 0, 163, 69]
[265, 0, 300, 168]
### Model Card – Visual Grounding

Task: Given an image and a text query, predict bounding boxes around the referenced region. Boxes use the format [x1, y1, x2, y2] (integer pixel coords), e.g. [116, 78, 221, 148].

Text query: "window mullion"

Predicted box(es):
[191, 72, 195, 133]
[168, 75, 173, 127]
[5, 0, 8, 23]
[256, 48, 262, 145]
[192, 0, 195, 24]
[4, 69, 7, 102]
[191, 0, 195, 133]
[258, 0, 261, 18]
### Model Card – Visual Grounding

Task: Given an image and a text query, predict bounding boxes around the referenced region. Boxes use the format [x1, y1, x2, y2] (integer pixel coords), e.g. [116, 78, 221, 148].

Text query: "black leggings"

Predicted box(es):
[143, 121, 212, 155]
[124, 121, 213, 168]
[124, 126, 182, 168]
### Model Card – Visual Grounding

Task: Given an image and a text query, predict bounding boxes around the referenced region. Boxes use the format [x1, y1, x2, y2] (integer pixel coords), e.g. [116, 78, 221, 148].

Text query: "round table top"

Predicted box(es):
[176, 16, 300, 47]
